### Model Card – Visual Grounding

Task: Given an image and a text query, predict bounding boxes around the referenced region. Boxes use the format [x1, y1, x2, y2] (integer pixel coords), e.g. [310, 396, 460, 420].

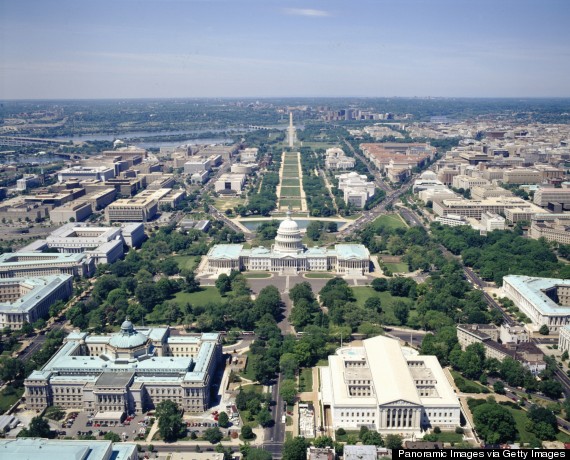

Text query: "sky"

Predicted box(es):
[1, 0, 570, 99]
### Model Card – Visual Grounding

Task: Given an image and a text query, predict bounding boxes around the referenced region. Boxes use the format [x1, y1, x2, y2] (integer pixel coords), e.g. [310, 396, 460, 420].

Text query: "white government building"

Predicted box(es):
[205, 213, 370, 276]
[24, 320, 222, 420]
[320, 335, 461, 435]
[502, 275, 570, 332]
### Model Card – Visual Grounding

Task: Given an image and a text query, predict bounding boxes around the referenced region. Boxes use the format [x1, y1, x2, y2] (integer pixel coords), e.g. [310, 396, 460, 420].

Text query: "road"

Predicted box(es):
[17, 319, 66, 362]
[264, 374, 286, 458]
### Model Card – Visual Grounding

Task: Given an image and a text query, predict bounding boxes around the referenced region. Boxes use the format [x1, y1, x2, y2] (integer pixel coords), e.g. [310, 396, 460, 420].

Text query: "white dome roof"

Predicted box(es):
[278, 218, 300, 233]
[109, 318, 148, 349]
[420, 170, 437, 180]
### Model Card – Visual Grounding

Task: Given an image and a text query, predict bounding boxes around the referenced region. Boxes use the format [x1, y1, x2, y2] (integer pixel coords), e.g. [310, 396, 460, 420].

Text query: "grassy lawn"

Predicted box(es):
[214, 197, 244, 211]
[173, 286, 224, 307]
[0, 385, 24, 414]
[281, 178, 301, 186]
[427, 432, 464, 443]
[305, 273, 334, 279]
[298, 368, 313, 392]
[280, 187, 301, 197]
[370, 213, 407, 231]
[449, 370, 489, 394]
[351, 286, 413, 325]
[383, 262, 410, 273]
[240, 352, 257, 381]
[172, 255, 201, 272]
[504, 406, 538, 444]
[280, 199, 302, 208]
[335, 430, 361, 442]
[243, 272, 272, 279]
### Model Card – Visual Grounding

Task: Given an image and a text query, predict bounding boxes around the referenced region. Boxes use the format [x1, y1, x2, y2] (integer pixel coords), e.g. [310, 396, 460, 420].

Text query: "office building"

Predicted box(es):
[24, 320, 221, 416]
[470, 186, 512, 201]
[0, 274, 73, 329]
[534, 188, 570, 208]
[105, 196, 158, 222]
[239, 147, 258, 162]
[503, 169, 542, 184]
[0, 252, 95, 278]
[457, 324, 544, 375]
[480, 212, 506, 232]
[0, 439, 137, 460]
[58, 166, 115, 183]
[435, 214, 469, 227]
[214, 173, 246, 194]
[16, 175, 41, 191]
[49, 202, 93, 224]
[451, 175, 489, 190]
[530, 215, 570, 244]
[432, 196, 543, 220]
[325, 148, 356, 170]
[337, 172, 375, 208]
[502, 275, 570, 332]
[319, 335, 461, 434]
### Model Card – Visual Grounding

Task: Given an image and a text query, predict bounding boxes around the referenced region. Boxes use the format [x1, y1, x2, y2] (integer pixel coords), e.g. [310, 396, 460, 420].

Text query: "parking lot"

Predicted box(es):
[56, 410, 153, 442]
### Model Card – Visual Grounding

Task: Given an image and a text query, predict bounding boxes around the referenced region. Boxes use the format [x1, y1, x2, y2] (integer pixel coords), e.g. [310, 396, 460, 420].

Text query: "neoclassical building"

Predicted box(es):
[24, 320, 221, 420]
[502, 275, 570, 332]
[320, 335, 461, 435]
[205, 213, 370, 276]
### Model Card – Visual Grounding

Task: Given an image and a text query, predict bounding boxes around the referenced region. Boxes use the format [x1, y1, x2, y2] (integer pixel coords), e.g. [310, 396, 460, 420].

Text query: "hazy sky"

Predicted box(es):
[2, 0, 570, 99]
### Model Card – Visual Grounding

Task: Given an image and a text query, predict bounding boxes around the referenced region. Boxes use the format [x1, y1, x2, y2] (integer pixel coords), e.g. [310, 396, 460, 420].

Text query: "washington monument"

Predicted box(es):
[287, 111, 297, 148]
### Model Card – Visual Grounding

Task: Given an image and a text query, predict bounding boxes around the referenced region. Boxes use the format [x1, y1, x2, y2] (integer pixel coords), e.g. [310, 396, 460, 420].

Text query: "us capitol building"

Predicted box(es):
[205, 212, 370, 276]
[24, 320, 221, 420]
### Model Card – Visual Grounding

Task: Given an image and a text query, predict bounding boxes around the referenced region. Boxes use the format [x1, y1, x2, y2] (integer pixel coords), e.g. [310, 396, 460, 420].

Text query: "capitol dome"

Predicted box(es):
[274, 211, 303, 254]
[109, 318, 148, 349]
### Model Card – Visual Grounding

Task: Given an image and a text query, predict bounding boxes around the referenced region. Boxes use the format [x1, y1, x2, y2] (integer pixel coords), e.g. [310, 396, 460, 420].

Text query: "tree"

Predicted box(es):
[280, 379, 297, 406]
[280, 353, 300, 380]
[0, 357, 25, 382]
[364, 296, 382, 314]
[384, 434, 403, 450]
[104, 431, 121, 442]
[156, 400, 185, 442]
[20, 322, 34, 336]
[371, 278, 389, 292]
[241, 425, 254, 440]
[472, 401, 517, 444]
[493, 381, 505, 395]
[215, 274, 232, 296]
[283, 436, 308, 460]
[361, 430, 383, 446]
[306, 221, 323, 241]
[18, 416, 51, 438]
[393, 301, 410, 326]
[203, 427, 223, 444]
[218, 411, 230, 428]
[256, 409, 273, 428]
[540, 379, 563, 399]
[539, 324, 550, 335]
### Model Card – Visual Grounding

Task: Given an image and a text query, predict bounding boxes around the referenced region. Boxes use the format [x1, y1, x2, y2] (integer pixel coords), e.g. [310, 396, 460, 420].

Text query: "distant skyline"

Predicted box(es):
[2, 0, 570, 100]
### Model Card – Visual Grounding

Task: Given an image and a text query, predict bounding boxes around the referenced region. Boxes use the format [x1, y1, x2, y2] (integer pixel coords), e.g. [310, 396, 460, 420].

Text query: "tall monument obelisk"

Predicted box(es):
[287, 111, 296, 148]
